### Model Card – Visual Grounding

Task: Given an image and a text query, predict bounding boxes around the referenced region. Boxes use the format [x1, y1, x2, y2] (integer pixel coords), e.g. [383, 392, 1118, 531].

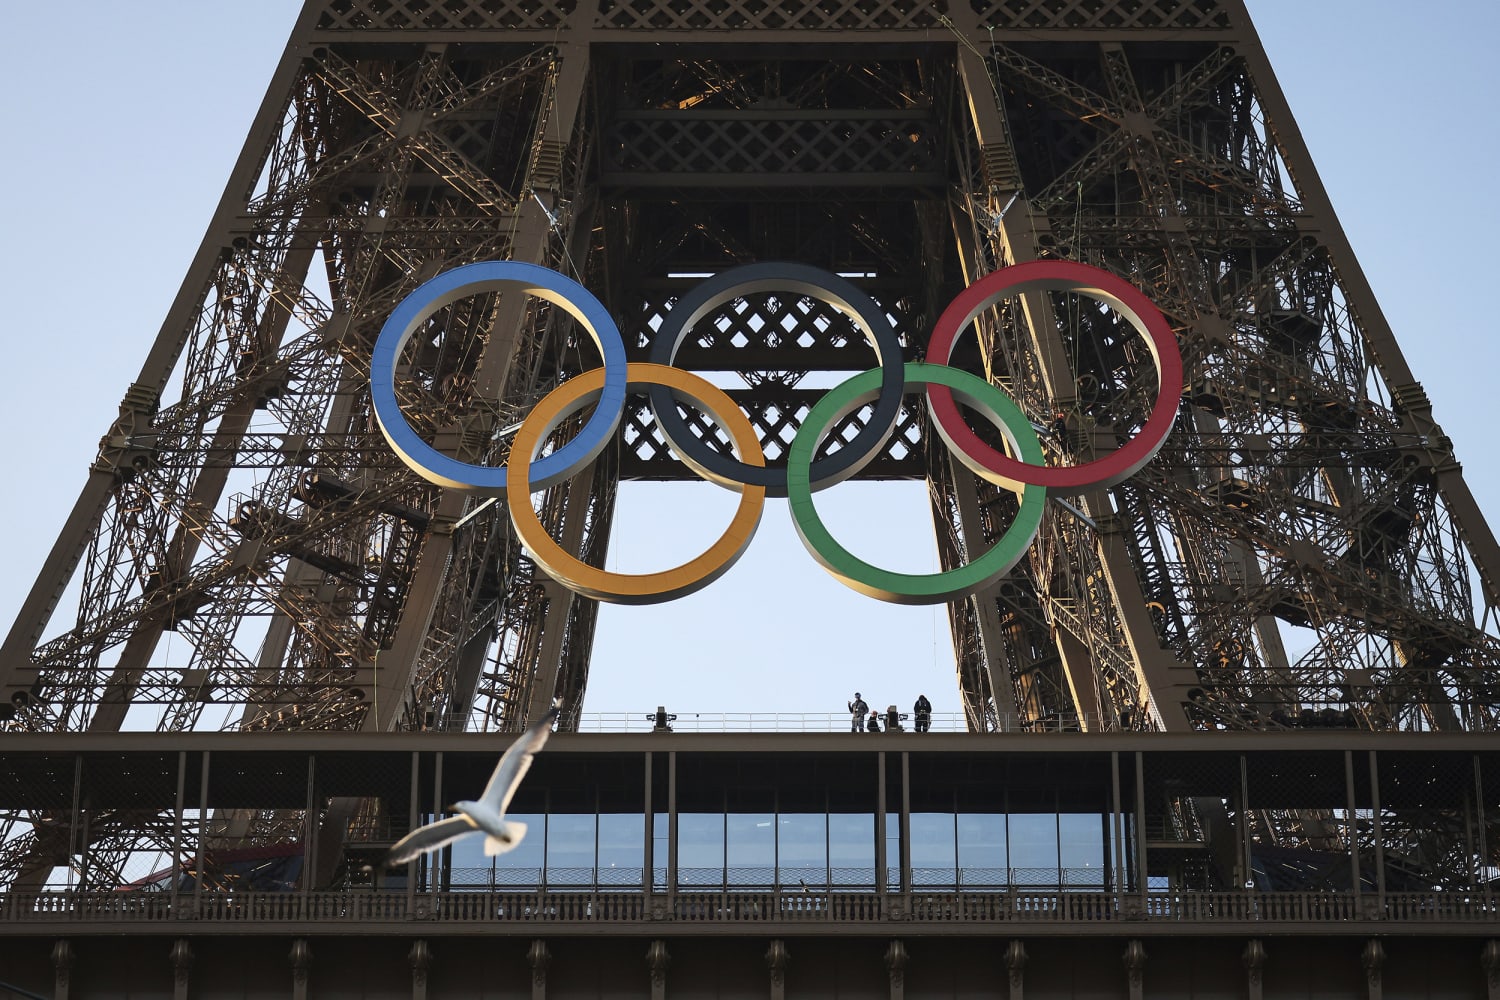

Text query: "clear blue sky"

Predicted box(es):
[0, 2, 1494, 723]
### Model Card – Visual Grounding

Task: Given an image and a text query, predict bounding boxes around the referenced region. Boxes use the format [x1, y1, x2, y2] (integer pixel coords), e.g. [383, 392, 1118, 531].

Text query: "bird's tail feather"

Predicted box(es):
[484, 821, 527, 856]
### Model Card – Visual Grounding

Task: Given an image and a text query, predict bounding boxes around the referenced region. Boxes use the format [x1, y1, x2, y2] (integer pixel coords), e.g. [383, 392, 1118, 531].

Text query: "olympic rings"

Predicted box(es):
[647, 262, 905, 497]
[787, 363, 1046, 605]
[508, 363, 767, 604]
[370, 260, 628, 495]
[373, 258, 1179, 605]
[925, 259, 1182, 496]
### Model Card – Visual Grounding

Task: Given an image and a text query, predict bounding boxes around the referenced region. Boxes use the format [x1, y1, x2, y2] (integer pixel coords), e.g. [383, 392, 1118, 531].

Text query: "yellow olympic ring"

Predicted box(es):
[506, 363, 767, 605]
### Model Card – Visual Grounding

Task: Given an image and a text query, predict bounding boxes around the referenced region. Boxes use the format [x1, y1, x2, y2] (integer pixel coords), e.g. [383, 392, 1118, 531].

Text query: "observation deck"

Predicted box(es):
[3, 730, 1497, 996]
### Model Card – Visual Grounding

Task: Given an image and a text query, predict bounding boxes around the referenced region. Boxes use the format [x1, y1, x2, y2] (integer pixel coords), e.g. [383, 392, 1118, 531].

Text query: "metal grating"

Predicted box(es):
[315, 0, 576, 29]
[972, 0, 1229, 30]
[596, 0, 947, 30]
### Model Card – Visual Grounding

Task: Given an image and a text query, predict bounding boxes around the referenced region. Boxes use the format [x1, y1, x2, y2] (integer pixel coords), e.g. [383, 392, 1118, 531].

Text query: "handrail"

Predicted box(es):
[421, 711, 1131, 733]
[3, 889, 1493, 925]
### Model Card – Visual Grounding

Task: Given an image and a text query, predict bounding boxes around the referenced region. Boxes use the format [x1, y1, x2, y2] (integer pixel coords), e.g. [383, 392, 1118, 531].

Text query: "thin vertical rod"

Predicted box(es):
[407, 750, 420, 908]
[1345, 750, 1360, 901]
[193, 751, 210, 912]
[68, 754, 83, 892]
[1477, 755, 1491, 905]
[900, 752, 911, 899]
[1133, 751, 1147, 905]
[1239, 754, 1253, 889]
[643, 751, 653, 894]
[666, 751, 677, 905]
[876, 753, 888, 898]
[773, 785, 780, 896]
[170, 750, 187, 913]
[433, 752, 444, 892]
[1111, 751, 1126, 900]
[302, 753, 316, 904]
[1369, 750, 1385, 903]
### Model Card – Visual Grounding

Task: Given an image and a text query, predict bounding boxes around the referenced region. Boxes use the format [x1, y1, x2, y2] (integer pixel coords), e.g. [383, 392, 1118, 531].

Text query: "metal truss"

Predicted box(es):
[2, 0, 1497, 897]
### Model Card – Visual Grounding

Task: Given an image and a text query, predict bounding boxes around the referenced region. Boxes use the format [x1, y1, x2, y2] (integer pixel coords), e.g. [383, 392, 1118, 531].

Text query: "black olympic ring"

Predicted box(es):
[646, 262, 906, 498]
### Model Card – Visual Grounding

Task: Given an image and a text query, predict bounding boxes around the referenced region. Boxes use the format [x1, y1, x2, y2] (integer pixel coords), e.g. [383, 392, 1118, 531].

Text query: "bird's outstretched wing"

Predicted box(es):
[384, 815, 478, 867]
[479, 700, 561, 814]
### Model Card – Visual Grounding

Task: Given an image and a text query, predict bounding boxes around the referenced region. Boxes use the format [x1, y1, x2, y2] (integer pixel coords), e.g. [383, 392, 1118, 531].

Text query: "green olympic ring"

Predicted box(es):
[786, 362, 1047, 605]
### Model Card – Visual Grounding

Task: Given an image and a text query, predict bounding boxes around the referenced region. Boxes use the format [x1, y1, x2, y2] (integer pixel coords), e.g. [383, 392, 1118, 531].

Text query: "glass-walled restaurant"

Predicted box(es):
[3, 737, 1491, 897]
[418, 748, 1127, 892]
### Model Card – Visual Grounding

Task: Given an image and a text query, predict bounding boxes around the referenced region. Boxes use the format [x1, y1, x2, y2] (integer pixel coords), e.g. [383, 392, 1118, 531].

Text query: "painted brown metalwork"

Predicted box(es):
[1, 0, 1498, 992]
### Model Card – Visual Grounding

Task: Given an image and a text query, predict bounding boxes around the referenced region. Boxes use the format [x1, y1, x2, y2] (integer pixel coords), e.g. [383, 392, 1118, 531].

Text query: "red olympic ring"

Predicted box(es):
[925, 260, 1182, 496]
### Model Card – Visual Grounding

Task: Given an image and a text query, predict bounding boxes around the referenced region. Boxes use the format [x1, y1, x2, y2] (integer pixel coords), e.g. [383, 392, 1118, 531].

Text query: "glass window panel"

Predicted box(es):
[546, 813, 596, 885]
[598, 813, 644, 887]
[726, 812, 774, 886]
[441, 820, 488, 888]
[493, 812, 545, 886]
[778, 813, 827, 885]
[1059, 813, 1105, 887]
[910, 813, 956, 886]
[1007, 813, 1058, 884]
[828, 813, 875, 886]
[957, 813, 1007, 887]
[677, 813, 724, 886]
[885, 811, 901, 890]
[653, 812, 669, 890]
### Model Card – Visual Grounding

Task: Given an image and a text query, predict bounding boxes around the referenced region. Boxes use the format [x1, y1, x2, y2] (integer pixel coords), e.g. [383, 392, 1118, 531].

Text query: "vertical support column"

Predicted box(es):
[51, 940, 73, 1000]
[1242, 939, 1266, 1000]
[765, 939, 789, 1000]
[541, 787, 551, 894]
[68, 754, 83, 891]
[432, 752, 445, 894]
[1110, 751, 1125, 907]
[1481, 940, 1500, 1000]
[410, 940, 433, 1000]
[1362, 939, 1385, 1000]
[1369, 751, 1386, 908]
[666, 752, 677, 909]
[1004, 940, 1027, 1000]
[1133, 752, 1147, 912]
[1239, 755, 1253, 890]
[302, 754, 317, 906]
[169, 939, 193, 1000]
[646, 940, 669, 1000]
[1345, 750, 1361, 906]
[1122, 940, 1146, 1000]
[407, 751, 421, 909]
[529, 939, 551, 1000]
[885, 939, 908, 1000]
[876, 753, 888, 901]
[289, 939, 313, 1000]
[643, 752, 654, 895]
[170, 751, 186, 915]
[899, 753, 911, 909]
[1476, 756, 1490, 906]
[193, 751, 210, 913]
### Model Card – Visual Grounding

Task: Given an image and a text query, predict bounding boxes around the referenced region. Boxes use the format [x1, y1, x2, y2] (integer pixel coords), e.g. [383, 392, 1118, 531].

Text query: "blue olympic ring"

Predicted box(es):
[369, 261, 628, 496]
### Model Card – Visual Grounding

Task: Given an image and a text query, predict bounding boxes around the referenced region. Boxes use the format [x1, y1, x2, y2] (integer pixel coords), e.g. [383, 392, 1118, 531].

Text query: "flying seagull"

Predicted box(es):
[384, 699, 561, 867]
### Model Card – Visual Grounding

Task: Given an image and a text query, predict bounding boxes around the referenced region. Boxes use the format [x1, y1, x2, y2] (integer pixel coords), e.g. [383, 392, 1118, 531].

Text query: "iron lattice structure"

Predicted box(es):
[2, 0, 1498, 893]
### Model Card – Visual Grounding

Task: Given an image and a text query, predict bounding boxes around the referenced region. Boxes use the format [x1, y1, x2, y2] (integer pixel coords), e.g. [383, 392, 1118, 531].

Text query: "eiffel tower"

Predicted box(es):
[2, 1, 1498, 993]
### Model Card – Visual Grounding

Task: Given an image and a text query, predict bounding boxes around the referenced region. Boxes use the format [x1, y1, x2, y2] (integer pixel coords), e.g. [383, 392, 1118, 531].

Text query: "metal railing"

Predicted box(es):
[566, 712, 1103, 733]
[3, 890, 1494, 926]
